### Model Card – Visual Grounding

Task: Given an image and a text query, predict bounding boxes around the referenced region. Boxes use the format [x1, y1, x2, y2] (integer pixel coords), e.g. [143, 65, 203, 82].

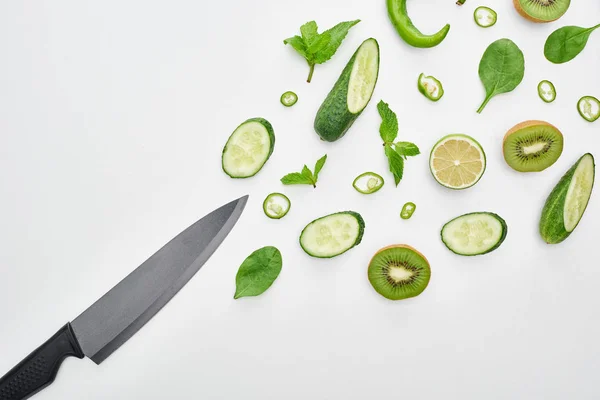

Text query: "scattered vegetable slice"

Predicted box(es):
[441, 212, 508, 256]
[474, 6, 497, 28]
[537, 80, 556, 103]
[222, 118, 275, 179]
[353, 172, 384, 194]
[283, 19, 360, 82]
[280, 91, 298, 107]
[456, 0, 466, 5]
[429, 134, 486, 190]
[299, 211, 365, 258]
[378, 100, 421, 186]
[281, 154, 327, 188]
[577, 96, 600, 122]
[544, 24, 600, 64]
[234, 246, 282, 299]
[418, 73, 444, 101]
[386, 0, 450, 48]
[400, 202, 416, 219]
[540, 154, 595, 244]
[263, 193, 291, 219]
[477, 39, 525, 113]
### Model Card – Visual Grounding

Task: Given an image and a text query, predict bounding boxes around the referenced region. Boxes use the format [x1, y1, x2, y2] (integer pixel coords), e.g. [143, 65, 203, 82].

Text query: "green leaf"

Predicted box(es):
[313, 19, 360, 64]
[308, 32, 331, 55]
[300, 21, 319, 45]
[313, 154, 328, 180]
[544, 24, 600, 64]
[283, 35, 308, 59]
[477, 38, 525, 113]
[395, 142, 421, 158]
[377, 100, 399, 144]
[281, 172, 314, 186]
[385, 145, 404, 186]
[234, 246, 282, 299]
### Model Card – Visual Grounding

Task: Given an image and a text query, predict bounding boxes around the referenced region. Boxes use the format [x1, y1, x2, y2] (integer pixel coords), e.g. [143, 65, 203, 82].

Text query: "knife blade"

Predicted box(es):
[0, 195, 248, 400]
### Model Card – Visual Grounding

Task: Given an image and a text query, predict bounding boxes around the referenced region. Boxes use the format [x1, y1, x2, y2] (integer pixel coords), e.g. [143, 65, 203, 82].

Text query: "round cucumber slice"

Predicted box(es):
[352, 172, 384, 194]
[222, 118, 275, 179]
[299, 211, 365, 258]
[537, 80, 556, 103]
[577, 96, 600, 122]
[474, 6, 497, 28]
[263, 193, 291, 219]
[441, 212, 508, 256]
[280, 91, 298, 107]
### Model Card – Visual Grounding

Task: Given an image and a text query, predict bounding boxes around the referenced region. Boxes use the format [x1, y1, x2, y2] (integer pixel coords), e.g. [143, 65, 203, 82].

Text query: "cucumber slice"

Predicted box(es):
[263, 193, 291, 219]
[441, 212, 508, 256]
[222, 118, 275, 178]
[540, 153, 595, 244]
[280, 91, 298, 107]
[314, 38, 380, 142]
[353, 172, 384, 194]
[299, 211, 365, 258]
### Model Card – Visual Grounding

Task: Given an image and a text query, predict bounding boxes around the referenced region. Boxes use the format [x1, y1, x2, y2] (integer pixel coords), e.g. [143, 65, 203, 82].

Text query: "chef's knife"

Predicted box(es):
[0, 195, 248, 400]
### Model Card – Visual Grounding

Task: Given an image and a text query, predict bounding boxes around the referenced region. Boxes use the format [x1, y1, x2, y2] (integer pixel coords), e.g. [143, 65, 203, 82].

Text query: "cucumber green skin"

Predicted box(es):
[540, 154, 595, 244]
[314, 39, 380, 143]
[299, 211, 365, 258]
[441, 212, 508, 256]
[387, 0, 451, 48]
[221, 117, 275, 179]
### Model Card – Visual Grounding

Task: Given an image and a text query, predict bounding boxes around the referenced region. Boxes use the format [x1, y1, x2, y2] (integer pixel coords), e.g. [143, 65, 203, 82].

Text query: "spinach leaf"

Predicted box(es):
[477, 39, 525, 114]
[544, 24, 600, 64]
[234, 246, 282, 299]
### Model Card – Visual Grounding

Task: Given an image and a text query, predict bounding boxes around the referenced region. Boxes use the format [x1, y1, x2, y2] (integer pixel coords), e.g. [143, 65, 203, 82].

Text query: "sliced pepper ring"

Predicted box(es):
[474, 6, 497, 28]
[577, 96, 600, 122]
[418, 73, 444, 102]
[353, 172, 385, 194]
[263, 193, 291, 219]
[537, 80, 556, 103]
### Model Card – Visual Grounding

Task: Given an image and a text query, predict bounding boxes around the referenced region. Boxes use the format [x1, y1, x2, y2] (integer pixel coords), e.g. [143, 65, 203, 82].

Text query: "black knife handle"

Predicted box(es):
[0, 323, 84, 400]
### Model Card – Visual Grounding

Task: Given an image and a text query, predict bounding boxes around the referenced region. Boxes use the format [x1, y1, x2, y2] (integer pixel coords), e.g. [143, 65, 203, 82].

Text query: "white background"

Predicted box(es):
[1, 0, 599, 399]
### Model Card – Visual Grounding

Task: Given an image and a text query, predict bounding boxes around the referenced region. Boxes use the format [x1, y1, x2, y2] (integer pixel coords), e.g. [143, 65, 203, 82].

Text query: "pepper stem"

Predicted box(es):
[307, 64, 315, 83]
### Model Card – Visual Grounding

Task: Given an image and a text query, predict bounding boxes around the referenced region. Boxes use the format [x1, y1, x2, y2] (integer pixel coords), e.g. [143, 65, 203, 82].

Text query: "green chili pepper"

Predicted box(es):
[400, 202, 416, 219]
[537, 80, 556, 103]
[280, 91, 298, 107]
[456, 0, 466, 5]
[577, 96, 600, 122]
[418, 73, 444, 101]
[474, 7, 497, 28]
[386, 0, 450, 48]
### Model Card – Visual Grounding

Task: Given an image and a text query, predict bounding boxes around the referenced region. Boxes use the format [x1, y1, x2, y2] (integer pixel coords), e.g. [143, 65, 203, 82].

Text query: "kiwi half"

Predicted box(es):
[368, 245, 431, 301]
[513, 0, 570, 23]
[503, 120, 563, 173]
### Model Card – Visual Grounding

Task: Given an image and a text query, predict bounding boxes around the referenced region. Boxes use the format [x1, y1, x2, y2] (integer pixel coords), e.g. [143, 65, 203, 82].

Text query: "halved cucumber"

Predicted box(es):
[314, 38, 380, 142]
[540, 154, 595, 244]
[222, 118, 275, 178]
[441, 212, 508, 256]
[299, 211, 365, 258]
[263, 193, 291, 219]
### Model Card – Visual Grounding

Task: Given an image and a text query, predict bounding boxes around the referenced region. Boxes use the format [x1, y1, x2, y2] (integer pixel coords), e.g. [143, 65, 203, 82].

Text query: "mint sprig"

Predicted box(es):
[377, 101, 420, 186]
[284, 20, 360, 83]
[281, 154, 328, 188]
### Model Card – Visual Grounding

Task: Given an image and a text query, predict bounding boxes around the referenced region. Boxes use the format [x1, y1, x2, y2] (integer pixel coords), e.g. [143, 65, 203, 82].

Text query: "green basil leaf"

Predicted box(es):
[477, 38, 525, 113]
[544, 24, 600, 64]
[234, 246, 282, 299]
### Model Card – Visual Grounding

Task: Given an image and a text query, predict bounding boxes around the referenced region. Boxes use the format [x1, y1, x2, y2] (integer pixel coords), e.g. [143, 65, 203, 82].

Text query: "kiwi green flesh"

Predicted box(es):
[368, 247, 431, 300]
[504, 125, 563, 172]
[517, 0, 570, 22]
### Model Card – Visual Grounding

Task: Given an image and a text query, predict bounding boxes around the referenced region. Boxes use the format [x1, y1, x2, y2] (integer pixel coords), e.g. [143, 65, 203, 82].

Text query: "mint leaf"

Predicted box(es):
[281, 172, 314, 186]
[281, 154, 327, 188]
[234, 246, 282, 299]
[395, 142, 421, 158]
[284, 19, 360, 82]
[384, 145, 404, 186]
[283, 36, 308, 58]
[313, 154, 328, 180]
[313, 20, 360, 64]
[377, 100, 398, 144]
